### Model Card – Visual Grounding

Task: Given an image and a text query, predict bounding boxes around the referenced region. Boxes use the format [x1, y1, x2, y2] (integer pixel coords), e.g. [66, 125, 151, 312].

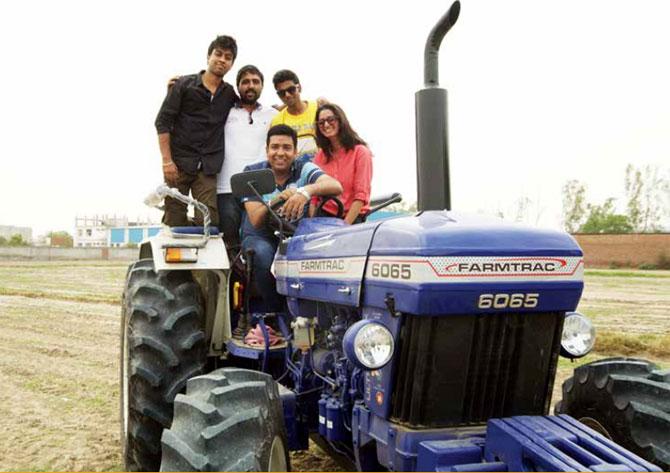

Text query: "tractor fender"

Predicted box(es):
[142, 230, 230, 271]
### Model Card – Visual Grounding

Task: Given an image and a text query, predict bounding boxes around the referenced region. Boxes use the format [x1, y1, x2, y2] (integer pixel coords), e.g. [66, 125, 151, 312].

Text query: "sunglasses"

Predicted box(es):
[317, 116, 339, 128]
[276, 85, 298, 98]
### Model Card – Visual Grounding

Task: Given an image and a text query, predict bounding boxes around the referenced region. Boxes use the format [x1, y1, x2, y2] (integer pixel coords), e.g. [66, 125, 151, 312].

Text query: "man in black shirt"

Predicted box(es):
[155, 35, 238, 227]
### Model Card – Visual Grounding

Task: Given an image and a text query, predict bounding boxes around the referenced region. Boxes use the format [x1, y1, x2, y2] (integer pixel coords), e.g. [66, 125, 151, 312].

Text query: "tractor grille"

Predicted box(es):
[390, 312, 563, 428]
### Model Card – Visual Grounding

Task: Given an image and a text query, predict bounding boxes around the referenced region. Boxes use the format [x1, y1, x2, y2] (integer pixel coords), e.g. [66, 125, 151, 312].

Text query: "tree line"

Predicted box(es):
[0, 231, 73, 247]
[563, 164, 669, 233]
[0, 234, 30, 246]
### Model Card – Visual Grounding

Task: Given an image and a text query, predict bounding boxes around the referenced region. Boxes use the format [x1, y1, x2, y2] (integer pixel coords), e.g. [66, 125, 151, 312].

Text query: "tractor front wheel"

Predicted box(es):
[160, 368, 290, 471]
[555, 357, 670, 470]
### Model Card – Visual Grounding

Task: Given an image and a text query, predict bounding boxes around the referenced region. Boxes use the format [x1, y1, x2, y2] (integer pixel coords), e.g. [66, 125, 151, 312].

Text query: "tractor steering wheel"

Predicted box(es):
[315, 196, 345, 219]
[267, 199, 298, 235]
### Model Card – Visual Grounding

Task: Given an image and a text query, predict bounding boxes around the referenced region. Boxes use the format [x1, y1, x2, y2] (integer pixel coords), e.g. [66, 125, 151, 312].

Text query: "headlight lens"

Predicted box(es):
[561, 312, 595, 358]
[353, 323, 394, 369]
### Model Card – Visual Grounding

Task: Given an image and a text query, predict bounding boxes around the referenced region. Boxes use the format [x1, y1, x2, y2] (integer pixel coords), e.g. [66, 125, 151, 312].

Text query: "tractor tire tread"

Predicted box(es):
[607, 375, 670, 413]
[165, 365, 207, 402]
[121, 260, 206, 472]
[185, 371, 230, 393]
[163, 305, 201, 332]
[131, 335, 180, 367]
[131, 397, 172, 428]
[160, 368, 289, 472]
[557, 357, 670, 470]
[131, 281, 175, 302]
[129, 421, 162, 456]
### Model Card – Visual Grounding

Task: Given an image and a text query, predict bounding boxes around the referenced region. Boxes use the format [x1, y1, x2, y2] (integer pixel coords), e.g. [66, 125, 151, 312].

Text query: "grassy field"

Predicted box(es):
[0, 260, 668, 471]
[581, 269, 670, 358]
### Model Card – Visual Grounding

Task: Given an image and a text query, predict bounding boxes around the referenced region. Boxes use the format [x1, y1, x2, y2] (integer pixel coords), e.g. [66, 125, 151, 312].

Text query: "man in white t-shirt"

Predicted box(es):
[217, 65, 278, 248]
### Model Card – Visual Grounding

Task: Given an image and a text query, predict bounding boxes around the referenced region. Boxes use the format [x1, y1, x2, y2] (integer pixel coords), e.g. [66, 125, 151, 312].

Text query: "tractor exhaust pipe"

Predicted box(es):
[416, 1, 460, 211]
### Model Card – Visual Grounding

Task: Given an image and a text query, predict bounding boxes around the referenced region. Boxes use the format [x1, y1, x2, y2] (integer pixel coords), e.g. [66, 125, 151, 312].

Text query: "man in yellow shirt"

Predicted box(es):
[271, 70, 320, 158]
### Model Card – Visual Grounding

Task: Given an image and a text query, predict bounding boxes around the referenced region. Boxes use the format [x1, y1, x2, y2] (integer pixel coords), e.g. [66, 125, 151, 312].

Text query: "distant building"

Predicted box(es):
[109, 225, 161, 247]
[32, 234, 51, 247]
[74, 215, 161, 248]
[0, 225, 32, 242]
[74, 215, 116, 247]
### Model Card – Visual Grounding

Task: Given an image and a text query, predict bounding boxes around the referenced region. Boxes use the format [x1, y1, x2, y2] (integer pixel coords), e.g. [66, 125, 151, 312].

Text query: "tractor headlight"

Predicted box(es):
[560, 312, 595, 359]
[343, 320, 394, 370]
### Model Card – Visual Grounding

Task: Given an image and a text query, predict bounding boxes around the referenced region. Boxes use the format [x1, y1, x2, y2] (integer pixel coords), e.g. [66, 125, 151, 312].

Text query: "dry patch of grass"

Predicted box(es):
[577, 270, 670, 336]
[595, 332, 670, 359]
[0, 260, 128, 305]
[585, 269, 670, 279]
[0, 286, 121, 304]
[0, 264, 125, 471]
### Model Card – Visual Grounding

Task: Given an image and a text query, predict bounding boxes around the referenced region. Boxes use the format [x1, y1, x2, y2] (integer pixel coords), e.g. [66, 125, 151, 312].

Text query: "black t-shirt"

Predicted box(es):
[155, 72, 238, 175]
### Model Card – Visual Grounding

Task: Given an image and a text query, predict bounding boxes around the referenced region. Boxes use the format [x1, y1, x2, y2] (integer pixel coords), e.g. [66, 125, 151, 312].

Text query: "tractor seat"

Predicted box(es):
[170, 226, 220, 236]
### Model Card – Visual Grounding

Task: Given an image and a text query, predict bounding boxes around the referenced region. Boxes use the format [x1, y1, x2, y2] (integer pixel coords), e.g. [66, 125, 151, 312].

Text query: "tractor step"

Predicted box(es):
[226, 338, 287, 360]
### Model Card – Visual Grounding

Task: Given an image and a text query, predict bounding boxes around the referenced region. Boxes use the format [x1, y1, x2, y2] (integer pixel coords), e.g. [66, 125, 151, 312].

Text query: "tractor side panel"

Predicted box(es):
[274, 218, 383, 307]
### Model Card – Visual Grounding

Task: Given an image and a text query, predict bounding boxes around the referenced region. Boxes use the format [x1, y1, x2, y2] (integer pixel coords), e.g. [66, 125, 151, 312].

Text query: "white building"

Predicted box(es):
[74, 215, 119, 247]
[74, 215, 161, 248]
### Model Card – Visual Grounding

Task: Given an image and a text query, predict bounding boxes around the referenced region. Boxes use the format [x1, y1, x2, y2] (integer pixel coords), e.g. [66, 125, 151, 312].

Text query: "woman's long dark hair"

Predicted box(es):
[314, 103, 367, 161]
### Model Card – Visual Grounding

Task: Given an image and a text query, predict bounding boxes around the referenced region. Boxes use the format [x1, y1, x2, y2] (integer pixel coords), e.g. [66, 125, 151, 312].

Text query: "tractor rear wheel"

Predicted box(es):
[120, 259, 206, 471]
[555, 357, 670, 470]
[160, 368, 290, 471]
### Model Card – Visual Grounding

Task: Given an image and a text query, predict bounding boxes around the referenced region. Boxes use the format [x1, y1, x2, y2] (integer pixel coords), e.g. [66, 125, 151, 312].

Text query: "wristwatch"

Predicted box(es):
[296, 187, 311, 200]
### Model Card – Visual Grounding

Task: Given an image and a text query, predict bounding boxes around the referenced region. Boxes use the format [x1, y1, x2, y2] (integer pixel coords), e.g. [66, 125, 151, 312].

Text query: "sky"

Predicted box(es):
[1, 0, 669, 236]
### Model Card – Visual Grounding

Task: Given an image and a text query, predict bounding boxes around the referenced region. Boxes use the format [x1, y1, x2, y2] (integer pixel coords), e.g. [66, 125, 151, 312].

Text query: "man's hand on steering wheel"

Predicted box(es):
[275, 187, 310, 221]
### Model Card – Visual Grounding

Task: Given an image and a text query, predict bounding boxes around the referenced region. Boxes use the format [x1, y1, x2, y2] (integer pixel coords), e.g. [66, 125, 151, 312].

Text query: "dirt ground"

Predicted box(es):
[0, 261, 668, 471]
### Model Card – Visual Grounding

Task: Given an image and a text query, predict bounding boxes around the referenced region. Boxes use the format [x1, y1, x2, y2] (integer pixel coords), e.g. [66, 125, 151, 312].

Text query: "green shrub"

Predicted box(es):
[7, 234, 29, 247]
[657, 253, 670, 270]
[638, 263, 658, 270]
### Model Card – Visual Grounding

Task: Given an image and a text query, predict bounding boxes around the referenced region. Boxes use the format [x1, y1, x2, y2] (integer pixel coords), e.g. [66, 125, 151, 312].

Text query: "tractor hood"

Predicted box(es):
[274, 211, 584, 315]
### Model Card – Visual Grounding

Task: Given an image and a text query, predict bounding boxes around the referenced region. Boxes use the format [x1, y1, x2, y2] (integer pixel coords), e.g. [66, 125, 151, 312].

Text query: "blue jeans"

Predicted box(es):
[217, 193, 242, 249]
[241, 231, 284, 313]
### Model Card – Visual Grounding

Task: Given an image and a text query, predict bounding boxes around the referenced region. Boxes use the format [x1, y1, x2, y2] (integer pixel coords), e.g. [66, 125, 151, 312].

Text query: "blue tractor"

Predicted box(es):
[120, 2, 669, 471]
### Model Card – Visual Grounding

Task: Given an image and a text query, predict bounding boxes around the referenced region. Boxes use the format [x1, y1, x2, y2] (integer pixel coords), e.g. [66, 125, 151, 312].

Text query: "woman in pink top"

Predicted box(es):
[313, 103, 373, 224]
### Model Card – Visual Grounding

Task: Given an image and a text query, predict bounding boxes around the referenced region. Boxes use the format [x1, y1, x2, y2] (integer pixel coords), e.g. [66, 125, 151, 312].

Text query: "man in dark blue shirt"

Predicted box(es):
[240, 125, 342, 311]
[155, 35, 238, 227]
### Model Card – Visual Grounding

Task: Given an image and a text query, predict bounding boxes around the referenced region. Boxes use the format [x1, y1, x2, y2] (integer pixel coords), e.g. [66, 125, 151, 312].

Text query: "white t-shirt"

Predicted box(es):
[217, 103, 278, 193]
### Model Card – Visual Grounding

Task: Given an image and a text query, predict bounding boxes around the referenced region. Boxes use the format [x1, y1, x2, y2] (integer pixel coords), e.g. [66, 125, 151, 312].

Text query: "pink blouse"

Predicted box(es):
[313, 144, 373, 216]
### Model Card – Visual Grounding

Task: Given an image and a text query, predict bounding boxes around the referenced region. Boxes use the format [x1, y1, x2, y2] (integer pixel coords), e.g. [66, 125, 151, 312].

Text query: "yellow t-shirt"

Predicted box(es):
[271, 101, 318, 156]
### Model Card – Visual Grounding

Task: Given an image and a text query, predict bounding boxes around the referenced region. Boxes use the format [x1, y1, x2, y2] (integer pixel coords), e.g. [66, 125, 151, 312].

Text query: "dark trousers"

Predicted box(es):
[217, 193, 242, 249]
[241, 234, 284, 312]
[163, 170, 218, 227]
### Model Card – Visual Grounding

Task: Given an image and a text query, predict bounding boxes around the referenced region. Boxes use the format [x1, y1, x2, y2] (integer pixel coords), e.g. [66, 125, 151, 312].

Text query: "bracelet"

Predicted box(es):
[162, 162, 175, 167]
[296, 187, 311, 200]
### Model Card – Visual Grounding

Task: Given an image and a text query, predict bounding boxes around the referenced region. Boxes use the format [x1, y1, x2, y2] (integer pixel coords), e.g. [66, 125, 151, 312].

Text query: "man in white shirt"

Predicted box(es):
[217, 65, 278, 248]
